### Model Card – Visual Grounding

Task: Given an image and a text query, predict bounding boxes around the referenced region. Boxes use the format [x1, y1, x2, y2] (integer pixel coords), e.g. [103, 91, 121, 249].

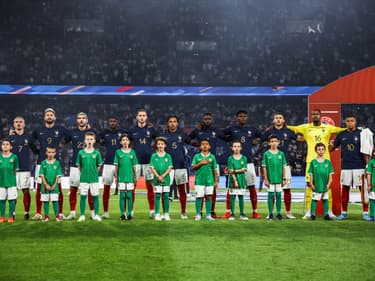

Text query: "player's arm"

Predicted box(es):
[262, 166, 269, 188]
[282, 164, 287, 186]
[366, 172, 372, 192]
[327, 173, 333, 190]
[114, 164, 119, 185]
[96, 152, 103, 172]
[309, 173, 315, 191]
[287, 124, 305, 134]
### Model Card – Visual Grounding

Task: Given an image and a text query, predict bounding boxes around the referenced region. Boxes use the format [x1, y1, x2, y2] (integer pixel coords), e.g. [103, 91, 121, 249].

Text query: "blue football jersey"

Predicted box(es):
[159, 129, 191, 169]
[223, 125, 262, 163]
[334, 129, 365, 169]
[99, 128, 127, 164]
[128, 125, 157, 164]
[9, 132, 37, 171]
[189, 126, 224, 155]
[262, 126, 296, 164]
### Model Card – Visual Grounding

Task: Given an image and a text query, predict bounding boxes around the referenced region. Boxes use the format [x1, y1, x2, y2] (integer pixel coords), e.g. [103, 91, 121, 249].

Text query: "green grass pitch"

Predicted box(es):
[0, 189, 374, 281]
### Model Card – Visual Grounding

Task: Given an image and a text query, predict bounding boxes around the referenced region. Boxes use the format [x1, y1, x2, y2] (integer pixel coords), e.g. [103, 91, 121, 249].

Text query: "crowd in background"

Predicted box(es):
[0, 0, 374, 86]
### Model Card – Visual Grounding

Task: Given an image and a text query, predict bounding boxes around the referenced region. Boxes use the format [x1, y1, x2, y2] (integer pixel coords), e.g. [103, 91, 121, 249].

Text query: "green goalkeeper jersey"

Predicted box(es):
[262, 150, 286, 184]
[227, 154, 247, 189]
[39, 159, 62, 193]
[308, 158, 334, 193]
[150, 152, 173, 186]
[0, 153, 19, 187]
[192, 152, 217, 186]
[76, 149, 103, 183]
[114, 149, 138, 183]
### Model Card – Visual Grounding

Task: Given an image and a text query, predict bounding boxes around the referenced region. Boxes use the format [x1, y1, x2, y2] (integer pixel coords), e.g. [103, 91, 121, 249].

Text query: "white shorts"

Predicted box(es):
[154, 185, 170, 193]
[35, 164, 42, 184]
[17, 171, 31, 190]
[195, 185, 214, 198]
[135, 164, 154, 181]
[369, 191, 375, 200]
[340, 169, 364, 187]
[267, 184, 282, 193]
[245, 163, 256, 186]
[41, 193, 59, 202]
[79, 183, 100, 196]
[102, 164, 116, 185]
[169, 169, 188, 185]
[229, 188, 246, 196]
[69, 167, 80, 187]
[0, 187, 17, 200]
[118, 182, 135, 191]
[312, 191, 329, 201]
[283, 166, 292, 189]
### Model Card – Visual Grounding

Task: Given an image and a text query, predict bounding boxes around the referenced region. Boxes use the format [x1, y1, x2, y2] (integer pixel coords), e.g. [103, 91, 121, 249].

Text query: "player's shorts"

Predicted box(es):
[229, 188, 246, 196]
[69, 167, 80, 187]
[369, 191, 375, 200]
[16, 171, 31, 190]
[0, 187, 17, 200]
[135, 164, 154, 181]
[340, 169, 365, 187]
[79, 183, 100, 196]
[41, 193, 59, 202]
[283, 165, 292, 189]
[245, 163, 256, 186]
[169, 169, 188, 185]
[195, 185, 214, 198]
[267, 184, 282, 193]
[154, 185, 170, 193]
[312, 191, 329, 201]
[34, 164, 42, 184]
[102, 164, 116, 185]
[118, 182, 135, 191]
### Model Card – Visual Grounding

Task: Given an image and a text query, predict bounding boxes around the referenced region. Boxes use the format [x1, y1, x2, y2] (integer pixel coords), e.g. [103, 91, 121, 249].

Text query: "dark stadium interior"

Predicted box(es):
[0, 0, 374, 86]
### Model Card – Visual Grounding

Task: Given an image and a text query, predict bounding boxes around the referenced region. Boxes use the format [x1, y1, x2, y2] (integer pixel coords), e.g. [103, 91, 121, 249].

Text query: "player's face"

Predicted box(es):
[273, 114, 285, 126]
[13, 117, 25, 130]
[237, 113, 248, 126]
[345, 117, 357, 130]
[168, 117, 178, 131]
[232, 142, 242, 154]
[200, 141, 210, 152]
[46, 148, 56, 159]
[77, 114, 88, 128]
[84, 136, 95, 146]
[44, 112, 56, 125]
[202, 115, 212, 127]
[1, 141, 12, 152]
[311, 111, 321, 123]
[137, 111, 147, 124]
[156, 140, 166, 151]
[316, 146, 325, 156]
[268, 138, 280, 149]
[108, 118, 118, 130]
[120, 136, 131, 148]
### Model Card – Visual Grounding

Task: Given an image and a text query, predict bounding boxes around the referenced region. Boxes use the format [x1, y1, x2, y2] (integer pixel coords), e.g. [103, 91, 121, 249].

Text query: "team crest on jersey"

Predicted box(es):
[130, 155, 133, 159]
[54, 165, 58, 170]
[178, 136, 182, 142]
[146, 131, 150, 136]
[325, 164, 328, 168]
[54, 130, 60, 137]
[278, 156, 282, 160]
[283, 133, 288, 139]
[118, 132, 122, 138]
[165, 158, 168, 162]
[24, 139, 28, 145]
[241, 161, 244, 165]
[92, 155, 97, 159]
[248, 130, 252, 136]
[212, 132, 216, 138]
[354, 136, 358, 143]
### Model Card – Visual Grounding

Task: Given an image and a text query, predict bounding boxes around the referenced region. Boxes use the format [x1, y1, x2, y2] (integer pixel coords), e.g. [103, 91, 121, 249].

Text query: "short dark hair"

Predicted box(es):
[267, 134, 279, 142]
[314, 142, 326, 151]
[120, 134, 131, 144]
[203, 112, 212, 117]
[345, 112, 357, 119]
[46, 145, 56, 151]
[167, 115, 179, 123]
[1, 138, 11, 145]
[236, 110, 247, 116]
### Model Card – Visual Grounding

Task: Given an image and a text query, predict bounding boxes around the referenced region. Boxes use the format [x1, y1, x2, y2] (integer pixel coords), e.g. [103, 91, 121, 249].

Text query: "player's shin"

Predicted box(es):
[163, 193, 170, 213]
[154, 193, 161, 214]
[276, 192, 282, 215]
[9, 200, 16, 218]
[119, 192, 126, 216]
